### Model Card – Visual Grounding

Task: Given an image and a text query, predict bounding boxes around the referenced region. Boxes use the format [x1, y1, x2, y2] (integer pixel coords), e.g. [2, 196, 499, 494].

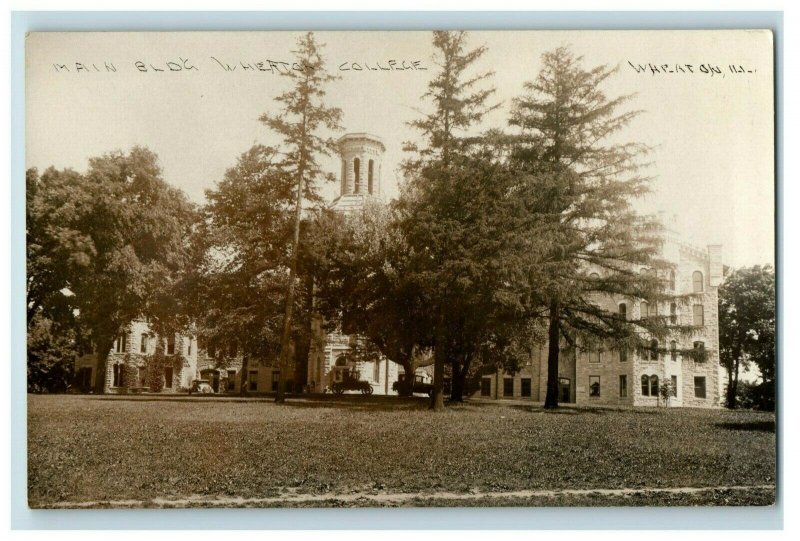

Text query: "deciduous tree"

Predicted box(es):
[26, 148, 197, 393]
[193, 145, 299, 394]
[719, 264, 775, 409]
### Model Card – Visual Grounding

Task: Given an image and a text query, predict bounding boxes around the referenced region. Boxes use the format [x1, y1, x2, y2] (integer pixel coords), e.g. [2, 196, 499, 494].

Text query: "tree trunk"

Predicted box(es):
[430, 313, 446, 411]
[450, 361, 463, 402]
[92, 336, 114, 394]
[276, 159, 306, 404]
[544, 300, 561, 409]
[239, 355, 250, 396]
[450, 354, 471, 402]
[725, 349, 741, 409]
[398, 360, 414, 396]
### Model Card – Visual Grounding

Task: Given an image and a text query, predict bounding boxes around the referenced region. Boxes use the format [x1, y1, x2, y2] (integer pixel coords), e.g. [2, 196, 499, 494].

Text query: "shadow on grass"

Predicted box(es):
[505, 404, 661, 416]
[91, 393, 432, 411]
[715, 421, 775, 433]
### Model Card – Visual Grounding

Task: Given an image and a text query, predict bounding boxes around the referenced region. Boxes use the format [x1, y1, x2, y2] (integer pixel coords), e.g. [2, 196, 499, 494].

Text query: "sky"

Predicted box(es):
[25, 30, 775, 268]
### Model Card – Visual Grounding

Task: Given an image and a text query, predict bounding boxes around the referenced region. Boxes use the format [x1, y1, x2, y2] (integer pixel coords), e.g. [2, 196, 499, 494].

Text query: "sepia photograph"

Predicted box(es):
[24, 28, 776, 509]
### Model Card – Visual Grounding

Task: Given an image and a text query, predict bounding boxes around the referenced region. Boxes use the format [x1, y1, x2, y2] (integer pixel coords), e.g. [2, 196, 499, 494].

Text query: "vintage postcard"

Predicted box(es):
[25, 30, 775, 508]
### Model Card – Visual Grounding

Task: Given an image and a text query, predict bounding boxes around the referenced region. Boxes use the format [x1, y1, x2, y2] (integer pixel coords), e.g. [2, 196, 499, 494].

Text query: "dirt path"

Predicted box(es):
[38, 484, 776, 508]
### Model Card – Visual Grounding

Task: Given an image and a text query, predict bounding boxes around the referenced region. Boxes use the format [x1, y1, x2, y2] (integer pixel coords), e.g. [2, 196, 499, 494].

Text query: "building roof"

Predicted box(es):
[337, 132, 386, 152]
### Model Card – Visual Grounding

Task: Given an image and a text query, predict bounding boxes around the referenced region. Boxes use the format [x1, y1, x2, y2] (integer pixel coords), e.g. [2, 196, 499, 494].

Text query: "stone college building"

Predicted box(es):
[78, 132, 725, 408]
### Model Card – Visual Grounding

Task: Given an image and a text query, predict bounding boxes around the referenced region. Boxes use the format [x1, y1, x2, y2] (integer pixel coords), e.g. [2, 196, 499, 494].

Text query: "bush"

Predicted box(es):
[27, 315, 76, 393]
[737, 380, 775, 411]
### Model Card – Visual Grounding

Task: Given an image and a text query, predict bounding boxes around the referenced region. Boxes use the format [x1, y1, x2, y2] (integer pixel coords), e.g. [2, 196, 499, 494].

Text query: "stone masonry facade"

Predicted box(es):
[474, 230, 724, 409]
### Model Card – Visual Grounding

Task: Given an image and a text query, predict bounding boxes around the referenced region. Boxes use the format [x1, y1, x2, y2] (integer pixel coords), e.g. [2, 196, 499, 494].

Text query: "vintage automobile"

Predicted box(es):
[188, 379, 215, 395]
[330, 371, 374, 395]
[392, 374, 434, 397]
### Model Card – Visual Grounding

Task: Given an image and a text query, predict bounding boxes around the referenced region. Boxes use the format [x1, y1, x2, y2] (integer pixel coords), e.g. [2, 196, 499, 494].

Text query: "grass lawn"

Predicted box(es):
[27, 394, 776, 508]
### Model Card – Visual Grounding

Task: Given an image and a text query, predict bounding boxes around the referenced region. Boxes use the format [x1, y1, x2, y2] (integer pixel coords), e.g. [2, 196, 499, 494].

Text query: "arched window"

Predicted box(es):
[368, 159, 374, 194]
[693, 304, 704, 326]
[670, 303, 677, 325]
[640, 301, 649, 319]
[692, 271, 704, 293]
[670, 340, 677, 361]
[649, 375, 659, 397]
[669, 270, 676, 291]
[649, 339, 659, 361]
[353, 158, 361, 193]
[589, 272, 600, 280]
[335, 355, 347, 367]
[619, 303, 627, 320]
[641, 375, 650, 396]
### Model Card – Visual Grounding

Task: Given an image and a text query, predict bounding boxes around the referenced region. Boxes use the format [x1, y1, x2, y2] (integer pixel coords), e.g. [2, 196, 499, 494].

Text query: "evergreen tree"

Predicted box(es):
[400, 30, 499, 410]
[509, 47, 687, 408]
[259, 32, 343, 403]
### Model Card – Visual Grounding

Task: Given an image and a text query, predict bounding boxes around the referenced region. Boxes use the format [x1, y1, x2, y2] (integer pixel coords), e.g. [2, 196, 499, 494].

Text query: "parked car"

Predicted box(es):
[330, 372, 374, 395]
[392, 374, 434, 396]
[188, 379, 215, 395]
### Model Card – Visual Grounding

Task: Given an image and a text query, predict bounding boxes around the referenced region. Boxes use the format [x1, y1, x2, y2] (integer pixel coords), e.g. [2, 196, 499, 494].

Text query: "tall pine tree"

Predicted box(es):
[259, 32, 343, 403]
[399, 31, 499, 410]
[509, 47, 678, 409]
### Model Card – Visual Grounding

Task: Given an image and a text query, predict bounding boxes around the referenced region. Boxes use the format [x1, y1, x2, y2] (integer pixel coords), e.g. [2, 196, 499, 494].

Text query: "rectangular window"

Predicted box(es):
[112, 363, 122, 387]
[693, 304, 705, 326]
[271, 371, 280, 392]
[248, 370, 258, 392]
[373, 360, 381, 382]
[521, 378, 532, 397]
[589, 376, 601, 397]
[164, 366, 173, 388]
[187, 339, 192, 356]
[503, 378, 514, 397]
[619, 375, 627, 397]
[671, 375, 678, 397]
[589, 349, 600, 363]
[114, 334, 127, 353]
[167, 335, 176, 355]
[694, 376, 707, 399]
[140, 333, 148, 354]
[619, 348, 628, 363]
[480, 378, 491, 397]
[227, 370, 236, 391]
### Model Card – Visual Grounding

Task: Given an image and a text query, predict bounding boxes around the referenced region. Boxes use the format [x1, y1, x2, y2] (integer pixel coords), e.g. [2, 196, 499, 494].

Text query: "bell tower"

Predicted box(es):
[331, 132, 385, 213]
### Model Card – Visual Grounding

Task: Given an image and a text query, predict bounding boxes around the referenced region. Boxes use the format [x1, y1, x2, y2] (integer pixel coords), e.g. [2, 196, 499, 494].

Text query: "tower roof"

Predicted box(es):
[337, 132, 386, 153]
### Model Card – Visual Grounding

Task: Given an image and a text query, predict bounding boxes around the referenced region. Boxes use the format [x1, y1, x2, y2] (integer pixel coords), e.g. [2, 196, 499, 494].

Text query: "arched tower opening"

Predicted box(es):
[335, 133, 386, 204]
